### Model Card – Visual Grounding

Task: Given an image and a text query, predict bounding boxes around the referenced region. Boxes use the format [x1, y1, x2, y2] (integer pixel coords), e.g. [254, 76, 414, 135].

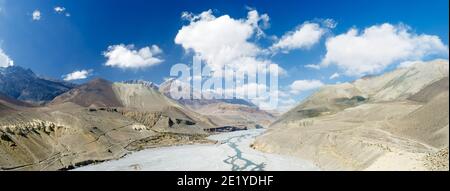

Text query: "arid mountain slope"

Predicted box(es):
[0, 79, 214, 170]
[112, 82, 215, 133]
[0, 102, 159, 170]
[159, 79, 275, 128]
[408, 77, 449, 103]
[271, 82, 367, 126]
[50, 78, 123, 107]
[253, 59, 449, 171]
[0, 94, 18, 115]
[354, 59, 448, 101]
[0, 93, 32, 115]
[387, 88, 449, 148]
[51, 79, 214, 133]
[274, 59, 449, 126]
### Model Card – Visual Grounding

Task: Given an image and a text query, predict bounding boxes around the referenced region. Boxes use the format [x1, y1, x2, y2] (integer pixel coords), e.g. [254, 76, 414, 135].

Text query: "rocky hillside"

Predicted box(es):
[274, 59, 449, 125]
[0, 66, 75, 104]
[0, 79, 215, 170]
[50, 78, 123, 108]
[253, 59, 449, 171]
[51, 78, 214, 133]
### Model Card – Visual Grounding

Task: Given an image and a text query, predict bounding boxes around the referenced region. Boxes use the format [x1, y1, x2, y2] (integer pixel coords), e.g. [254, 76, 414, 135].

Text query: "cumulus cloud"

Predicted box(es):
[174, 9, 285, 109]
[305, 64, 320, 70]
[329, 72, 340, 80]
[63, 69, 92, 81]
[271, 23, 325, 52]
[54, 6, 70, 17]
[321, 23, 449, 76]
[32, 9, 41, 21]
[176, 10, 258, 68]
[175, 9, 281, 75]
[0, 48, 13, 67]
[246, 9, 270, 37]
[103, 44, 163, 69]
[54, 6, 65, 13]
[290, 80, 324, 94]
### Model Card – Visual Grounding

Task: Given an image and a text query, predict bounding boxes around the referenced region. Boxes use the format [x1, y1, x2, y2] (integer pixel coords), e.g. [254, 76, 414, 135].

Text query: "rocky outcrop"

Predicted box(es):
[424, 147, 449, 171]
[0, 104, 158, 170]
[0, 100, 213, 171]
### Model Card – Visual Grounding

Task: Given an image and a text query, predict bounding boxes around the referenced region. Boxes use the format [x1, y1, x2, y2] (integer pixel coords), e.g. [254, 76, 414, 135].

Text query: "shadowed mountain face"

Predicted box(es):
[0, 66, 75, 104]
[1, 92, 34, 115]
[0, 93, 32, 107]
[408, 77, 449, 103]
[385, 77, 449, 148]
[253, 59, 449, 171]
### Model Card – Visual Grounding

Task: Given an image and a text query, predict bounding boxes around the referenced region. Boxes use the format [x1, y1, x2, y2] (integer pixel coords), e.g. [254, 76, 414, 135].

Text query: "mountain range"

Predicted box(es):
[0, 65, 272, 170]
[253, 59, 449, 171]
[159, 78, 276, 128]
[1, 59, 449, 171]
[0, 66, 75, 104]
[0, 79, 210, 170]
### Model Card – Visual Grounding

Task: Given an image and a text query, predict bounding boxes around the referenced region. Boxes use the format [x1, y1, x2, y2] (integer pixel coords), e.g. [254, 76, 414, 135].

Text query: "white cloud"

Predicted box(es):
[54, 6, 65, 13]
[271, 23, 325, 52]
[322, 18, 338, 29]
[175, 10, 259, 70]
[290, 80, 324, 94]
[305, 64, 320, 70]
[175, 9, 285, 109]
[246, 9, 270, 37]
[235, 82, 268, 98]
[32, 10, 41, 21]
[174, 9, 280, 75]
[103, 44, 164, 69]
[54, 6, 70, 17]
[0, 48, 13, 67]
[329, 72, 340, 80]
[321, 23, 449, 76]
[63, 69, 92, 81]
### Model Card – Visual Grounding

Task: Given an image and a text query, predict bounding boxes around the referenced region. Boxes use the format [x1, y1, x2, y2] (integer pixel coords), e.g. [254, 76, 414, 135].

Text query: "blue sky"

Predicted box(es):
[0, 0, 448, 110]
